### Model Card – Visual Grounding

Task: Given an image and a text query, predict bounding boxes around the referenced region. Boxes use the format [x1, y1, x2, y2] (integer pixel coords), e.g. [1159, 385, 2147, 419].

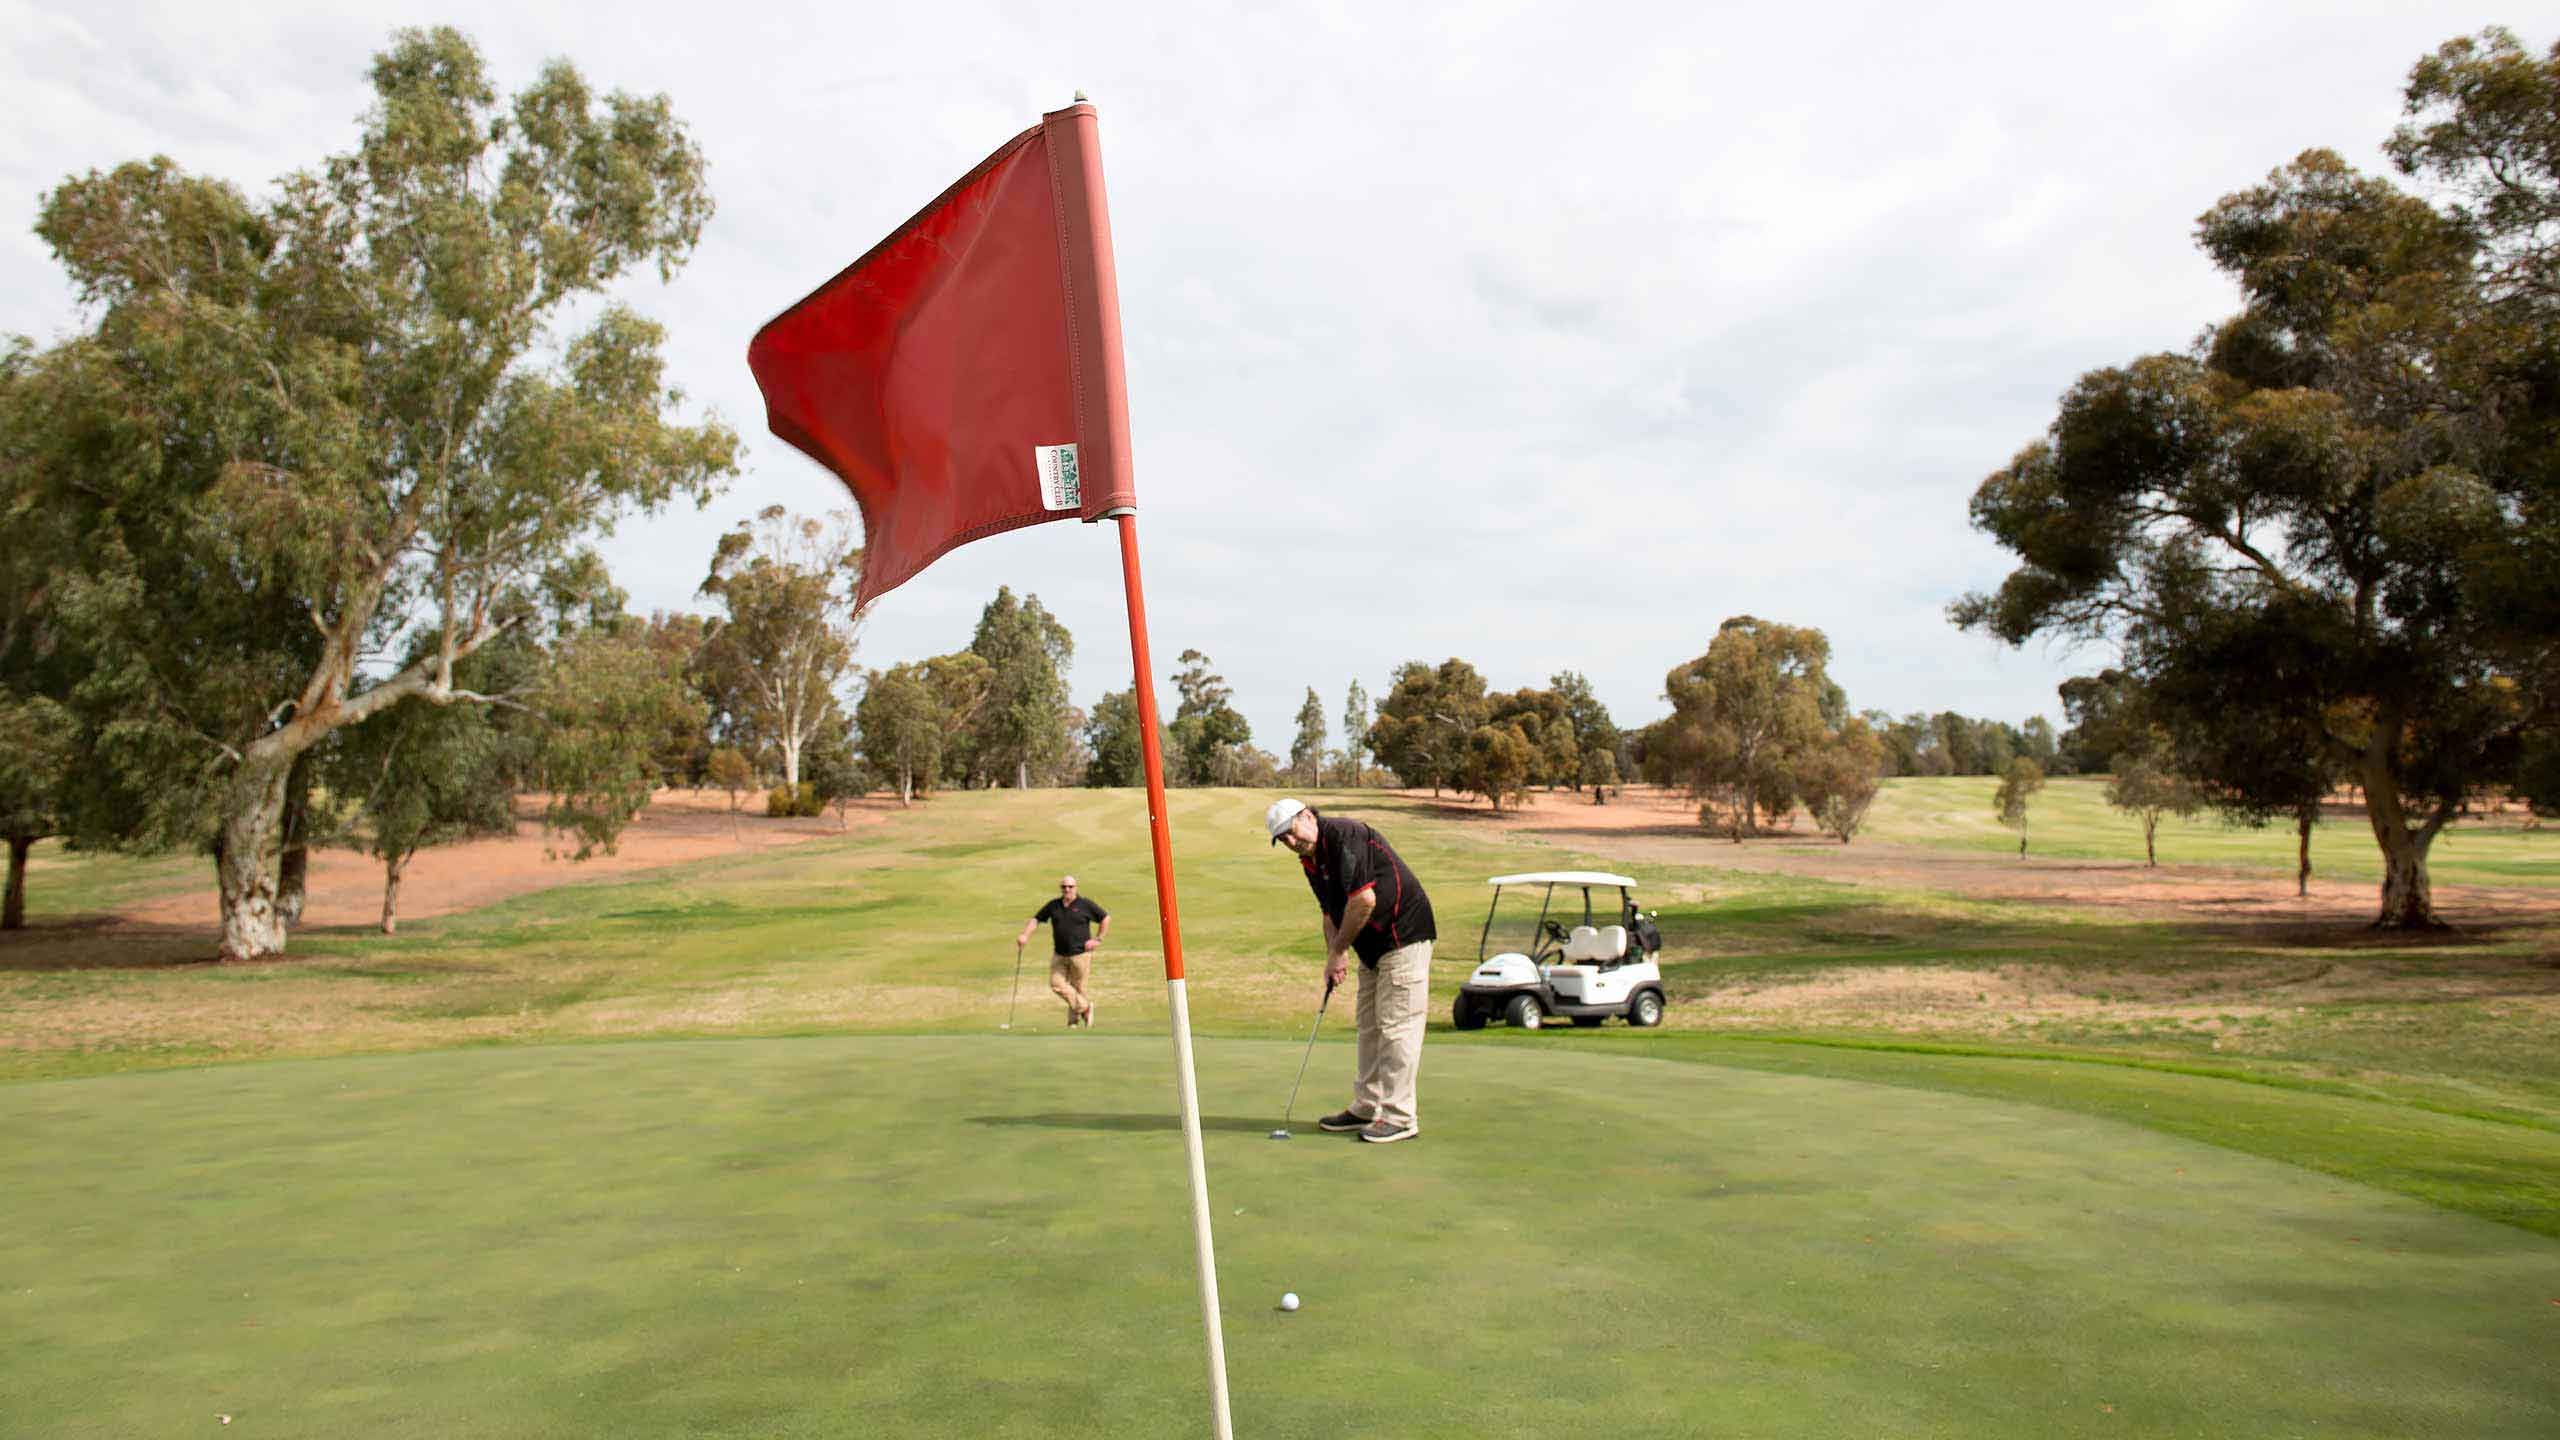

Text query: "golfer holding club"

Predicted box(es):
[1267, 798, 1436, 1144]
[1016, 875, 1108, 1028]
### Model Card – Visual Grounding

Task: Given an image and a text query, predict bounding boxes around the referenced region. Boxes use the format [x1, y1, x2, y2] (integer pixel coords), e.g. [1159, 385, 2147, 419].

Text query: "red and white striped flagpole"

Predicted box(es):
[1107, 507, 1233, 1438]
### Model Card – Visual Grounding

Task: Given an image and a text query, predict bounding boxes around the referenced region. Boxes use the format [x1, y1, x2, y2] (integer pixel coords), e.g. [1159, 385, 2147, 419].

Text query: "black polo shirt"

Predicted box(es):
[1298, 814, 1436, 966]
[1033, 895, 1107, 956]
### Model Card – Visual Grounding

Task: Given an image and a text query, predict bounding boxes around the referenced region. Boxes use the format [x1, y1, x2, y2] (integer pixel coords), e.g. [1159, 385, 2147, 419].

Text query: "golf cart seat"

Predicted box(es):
[1563, 925, 1628, 963]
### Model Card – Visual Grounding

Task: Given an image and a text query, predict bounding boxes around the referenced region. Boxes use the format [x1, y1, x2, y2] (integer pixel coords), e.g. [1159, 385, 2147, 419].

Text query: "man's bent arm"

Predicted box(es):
[1334, 890, 1377, 956]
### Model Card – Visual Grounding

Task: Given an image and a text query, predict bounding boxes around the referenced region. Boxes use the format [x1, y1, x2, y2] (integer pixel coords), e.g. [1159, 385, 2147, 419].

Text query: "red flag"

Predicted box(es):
[748, 103, 1136, 609]
[751, 104, 1236, 1437]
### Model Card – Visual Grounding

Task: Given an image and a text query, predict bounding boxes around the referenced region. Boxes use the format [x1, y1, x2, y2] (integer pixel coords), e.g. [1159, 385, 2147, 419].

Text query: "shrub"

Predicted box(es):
[765, 783, 823, 818]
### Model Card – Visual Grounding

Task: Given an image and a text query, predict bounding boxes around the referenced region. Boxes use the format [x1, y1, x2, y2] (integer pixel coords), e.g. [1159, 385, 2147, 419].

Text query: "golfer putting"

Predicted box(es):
[1017, 876, 1108, 1027]
[1266, 799, 1436, 1143]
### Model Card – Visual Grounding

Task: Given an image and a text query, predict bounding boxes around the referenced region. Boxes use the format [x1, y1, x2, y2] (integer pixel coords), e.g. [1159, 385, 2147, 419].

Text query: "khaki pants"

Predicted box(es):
[1352, 940, 1430, 1129]
[1049, 952, 1092, 1021]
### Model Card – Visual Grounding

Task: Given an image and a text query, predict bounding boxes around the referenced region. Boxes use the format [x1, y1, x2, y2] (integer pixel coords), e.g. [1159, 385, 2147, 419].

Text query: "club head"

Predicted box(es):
[998, 1024, 1011, 1030]
[1268, 1128, 1291, 1140]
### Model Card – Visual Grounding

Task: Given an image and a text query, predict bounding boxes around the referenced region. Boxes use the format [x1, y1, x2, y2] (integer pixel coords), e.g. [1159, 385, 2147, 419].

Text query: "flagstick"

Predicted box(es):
[1110, 509, 1234, 1440]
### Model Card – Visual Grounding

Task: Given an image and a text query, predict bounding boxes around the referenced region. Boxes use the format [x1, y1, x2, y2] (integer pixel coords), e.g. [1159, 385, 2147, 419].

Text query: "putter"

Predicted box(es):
[1269, 975, 1339, 1140]
[1002, 942, 1026, 1030]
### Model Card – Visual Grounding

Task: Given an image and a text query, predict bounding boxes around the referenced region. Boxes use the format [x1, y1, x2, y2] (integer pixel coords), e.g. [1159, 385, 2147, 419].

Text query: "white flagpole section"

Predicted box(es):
[1109, 507, 1234, 1439]
[1165, 976, 1233, 1435]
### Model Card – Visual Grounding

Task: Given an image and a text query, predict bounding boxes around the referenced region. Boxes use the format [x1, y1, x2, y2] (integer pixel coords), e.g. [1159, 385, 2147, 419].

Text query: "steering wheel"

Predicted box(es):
[1540, 919, 1569, 945]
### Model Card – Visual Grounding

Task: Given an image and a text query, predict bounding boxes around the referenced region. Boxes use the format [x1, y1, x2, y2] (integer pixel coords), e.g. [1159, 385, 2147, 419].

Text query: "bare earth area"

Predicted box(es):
[123, 789, 893, 932]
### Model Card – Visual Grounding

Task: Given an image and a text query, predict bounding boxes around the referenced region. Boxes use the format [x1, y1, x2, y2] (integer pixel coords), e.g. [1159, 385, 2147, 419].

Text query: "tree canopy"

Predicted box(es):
[1957, 28, 2560, 927]
[1647, 617, 1833, 840]
[968, 589, 1073, 789]
[695, 507, 860, 790]
[9, 26, 734, 957]
[1367, 659, 1489, 794]
[1290, 688, 1327, 788]
[1169, 649, 1252, 786]
[857, 663, 947, 806]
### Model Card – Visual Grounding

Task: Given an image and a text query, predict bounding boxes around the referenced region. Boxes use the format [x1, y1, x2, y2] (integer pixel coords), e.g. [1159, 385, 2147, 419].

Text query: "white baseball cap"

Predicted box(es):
[1264, 798, 1308, 844]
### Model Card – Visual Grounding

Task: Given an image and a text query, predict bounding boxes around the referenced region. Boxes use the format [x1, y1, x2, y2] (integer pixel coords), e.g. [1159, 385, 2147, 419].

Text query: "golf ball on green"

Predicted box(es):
[1280, 1292, 1299, 1311]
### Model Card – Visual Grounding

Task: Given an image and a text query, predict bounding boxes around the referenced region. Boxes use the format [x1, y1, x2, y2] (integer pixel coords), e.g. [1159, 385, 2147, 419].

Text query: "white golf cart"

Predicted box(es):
[1452, 871, 1667, 1031]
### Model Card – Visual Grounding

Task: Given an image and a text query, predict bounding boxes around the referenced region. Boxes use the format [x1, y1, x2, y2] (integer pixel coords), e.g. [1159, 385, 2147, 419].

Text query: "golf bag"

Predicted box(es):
[1629, 911, 1663, 956]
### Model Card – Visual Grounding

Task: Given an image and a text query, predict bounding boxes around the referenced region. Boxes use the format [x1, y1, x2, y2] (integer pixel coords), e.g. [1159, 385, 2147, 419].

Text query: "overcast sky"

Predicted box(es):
[1, 2, 2499, 747]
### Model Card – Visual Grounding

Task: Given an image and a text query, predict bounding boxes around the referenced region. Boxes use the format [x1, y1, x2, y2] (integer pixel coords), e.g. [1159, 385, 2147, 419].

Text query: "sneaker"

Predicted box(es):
[1082, 1004, 1096, 1029]
[1315, 1109, 1372, 1133]
[1358, 1119, 1418, 1144]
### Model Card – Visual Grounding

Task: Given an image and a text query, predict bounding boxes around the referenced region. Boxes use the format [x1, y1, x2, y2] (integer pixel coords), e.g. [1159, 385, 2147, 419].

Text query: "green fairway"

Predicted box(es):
[1857, 777, 2560, 887]
[4, 1036, 2555, 1438]
[10, 786, 2560, 1236]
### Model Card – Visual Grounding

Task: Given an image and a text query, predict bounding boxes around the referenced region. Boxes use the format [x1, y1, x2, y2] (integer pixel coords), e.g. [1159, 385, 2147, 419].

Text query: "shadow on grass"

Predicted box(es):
[0, 919, 219, 970]
[969, 1112, 1283, 1135]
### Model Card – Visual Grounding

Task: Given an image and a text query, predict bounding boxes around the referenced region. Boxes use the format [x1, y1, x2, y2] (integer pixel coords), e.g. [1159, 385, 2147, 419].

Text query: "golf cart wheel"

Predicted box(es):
[1504, 995, 1543, 1030]
[1452, 996, 1486, 1031]
[1627, 990, 1665, 1027]
[1571, 1014, 1604, 1028]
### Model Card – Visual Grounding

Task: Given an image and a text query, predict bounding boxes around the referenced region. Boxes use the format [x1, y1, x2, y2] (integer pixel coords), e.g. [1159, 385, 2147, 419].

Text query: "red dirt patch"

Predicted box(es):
[121, 789, 899, 933]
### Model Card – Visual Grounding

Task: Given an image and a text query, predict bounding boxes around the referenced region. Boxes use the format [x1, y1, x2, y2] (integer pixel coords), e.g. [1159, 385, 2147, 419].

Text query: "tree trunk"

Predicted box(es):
[3, 835, 31, 931]
[277, 843, 308, 927]
[1017, 758, 1029, 791]
[216, 747, 296, 961]
[899, 764, 913, 808]
[2373, 823, 2441, 928]
[2361, 721, 2447, 930]
[2297, 805, 2314, 899]
[2143, 817, 2157, 867]
[781, 734, 802, 790]
[380, 852, 408, 935]
[276, 753, 317, 929]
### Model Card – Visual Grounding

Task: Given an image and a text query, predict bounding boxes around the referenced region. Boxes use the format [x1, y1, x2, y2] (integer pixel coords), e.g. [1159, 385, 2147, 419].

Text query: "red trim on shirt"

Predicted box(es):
[1369, 839, 1402, 945]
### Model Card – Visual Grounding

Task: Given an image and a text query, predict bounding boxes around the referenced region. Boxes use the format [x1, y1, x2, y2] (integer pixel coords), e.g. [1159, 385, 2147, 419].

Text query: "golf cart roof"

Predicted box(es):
[1486, 871, 1637, 888]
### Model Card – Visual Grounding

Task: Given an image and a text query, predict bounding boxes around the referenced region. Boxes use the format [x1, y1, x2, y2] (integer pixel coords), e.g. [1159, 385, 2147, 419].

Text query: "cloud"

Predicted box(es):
[0, 0, 2473, 748]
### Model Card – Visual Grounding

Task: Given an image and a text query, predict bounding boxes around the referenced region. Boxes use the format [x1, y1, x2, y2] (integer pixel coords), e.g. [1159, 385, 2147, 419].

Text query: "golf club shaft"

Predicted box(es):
[1278, 980, 1337, 1129]
[1006, 945, 1026, 1028]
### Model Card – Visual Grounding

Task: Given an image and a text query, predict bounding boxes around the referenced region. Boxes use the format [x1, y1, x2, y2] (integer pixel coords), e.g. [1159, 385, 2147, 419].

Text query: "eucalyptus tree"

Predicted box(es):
[1367, 659, 1489, 795]
[1650, 617, 1832, 840]
[1549, 670, 1621, 793]
[1168, 649, 1252, 786]
[328, 640, 533, 933]
[2105, 745, 2203, 868]
[1290, 687, 1327, 787]
[1961, 30, 2560, 926]
[1795, 716, 1885, 844]
[534, 618, 709, 859]
[969, 589, 1074, 789]
[858, 662, 948, 805]
[16, 28, 734, 958]
[1340, 680, 1370, 786]
[1456, 724, 1535, 812]
[695, 507, 860, 790]
[1994, 758, 2046, 857]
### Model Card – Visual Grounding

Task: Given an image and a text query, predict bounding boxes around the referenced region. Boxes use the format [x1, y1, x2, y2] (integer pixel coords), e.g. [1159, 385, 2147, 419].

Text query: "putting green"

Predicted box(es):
[4, 1037, 2554, 1437]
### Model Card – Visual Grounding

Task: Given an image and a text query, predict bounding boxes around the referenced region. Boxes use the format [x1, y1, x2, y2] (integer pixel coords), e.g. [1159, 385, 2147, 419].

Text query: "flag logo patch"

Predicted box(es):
[1036, 443, 1081, 510]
